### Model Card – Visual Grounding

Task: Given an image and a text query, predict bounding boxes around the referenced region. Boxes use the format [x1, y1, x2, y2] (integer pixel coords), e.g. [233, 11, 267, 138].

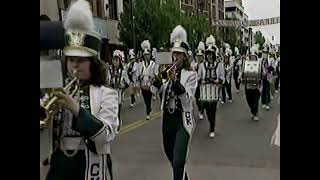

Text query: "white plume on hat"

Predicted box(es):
[205, 35, 216, 47]
[250, 44, 259, 55]
[225, 48, 232, 56]
[170, 25, 189, 54]
[113, 50, 122, 58]
[141, 40, 151, 54]
[64, 0, 94, 33]
[197, 41, 205, 51]
[205, 35, 218, 56]
[234, 47, 240, 55]
[170, 25, 187, 44]
[129, 49, 135, 59]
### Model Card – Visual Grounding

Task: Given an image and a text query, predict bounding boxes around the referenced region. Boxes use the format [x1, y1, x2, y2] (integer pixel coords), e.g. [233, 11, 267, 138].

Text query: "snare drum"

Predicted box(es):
[200, 84, 219, 102]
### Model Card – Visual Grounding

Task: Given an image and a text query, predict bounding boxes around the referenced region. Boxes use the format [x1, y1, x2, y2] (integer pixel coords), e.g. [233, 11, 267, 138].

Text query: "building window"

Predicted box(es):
[225, 7, 236, 12]
[109, 0, 118, 20]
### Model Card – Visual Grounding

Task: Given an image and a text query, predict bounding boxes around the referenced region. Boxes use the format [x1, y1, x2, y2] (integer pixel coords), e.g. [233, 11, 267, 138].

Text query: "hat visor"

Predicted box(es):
[171, 47, 187, 55]
[64, 48, 95, 57]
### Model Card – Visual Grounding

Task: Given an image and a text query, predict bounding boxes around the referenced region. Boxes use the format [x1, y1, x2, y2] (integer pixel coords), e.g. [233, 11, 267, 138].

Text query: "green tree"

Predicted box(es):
[254, 30, 266, 48]
[119, 0, 182, 50]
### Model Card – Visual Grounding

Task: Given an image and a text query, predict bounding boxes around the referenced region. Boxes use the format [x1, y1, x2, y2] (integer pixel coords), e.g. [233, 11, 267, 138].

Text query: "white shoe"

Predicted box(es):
[229, 100, 233, 103]
[221, 101, 225, 104]
[199, 114, 204, 120]
[262, 105, 266, 109]
[146, 115, 150, 120]
[209, 132, 215, 138]
[266, 106, 270, 110]
[130, 103, 135, 107]
[253, 116, 259, 121]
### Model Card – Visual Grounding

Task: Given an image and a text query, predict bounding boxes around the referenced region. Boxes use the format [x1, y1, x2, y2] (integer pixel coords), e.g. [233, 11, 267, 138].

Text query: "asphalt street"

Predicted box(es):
[40, 85, 280, 180]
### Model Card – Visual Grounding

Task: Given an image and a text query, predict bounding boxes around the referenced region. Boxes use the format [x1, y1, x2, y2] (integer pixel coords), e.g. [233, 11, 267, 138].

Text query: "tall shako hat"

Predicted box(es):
[129, 49, 135, 59]
[170, 25, 190, 55]
[205, 35, 218, 56]
[113, 50, 124, 65]
[262, 42, 269, 53]
[196, 41, 205, 56]
[63, 0, 101, 57]
[141, 40, 151, 55]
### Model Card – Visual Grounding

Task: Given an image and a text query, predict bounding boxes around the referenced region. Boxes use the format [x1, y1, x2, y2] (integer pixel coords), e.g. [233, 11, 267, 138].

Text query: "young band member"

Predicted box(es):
[261, 44, 273, 110]
[233, 47, 242, 93]
[127, 49, 140, 107]
[140, 40, 158, 120]
[195, 41, 205, 120]
[43, 1, 119, 179]
[198, 35, 225, 138]
[222, 44, 233, 103]
[152, 25, 197, 180]
[239, 45, 262, 121]
[106, 50, 130, 131]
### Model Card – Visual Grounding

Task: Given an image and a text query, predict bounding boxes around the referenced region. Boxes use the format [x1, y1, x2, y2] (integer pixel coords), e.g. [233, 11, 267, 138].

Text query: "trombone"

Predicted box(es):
[40, 70, 79, 126]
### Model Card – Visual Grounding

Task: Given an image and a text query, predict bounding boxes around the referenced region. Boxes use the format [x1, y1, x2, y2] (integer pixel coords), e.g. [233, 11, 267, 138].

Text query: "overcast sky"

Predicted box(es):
[242, 0, 280, 44]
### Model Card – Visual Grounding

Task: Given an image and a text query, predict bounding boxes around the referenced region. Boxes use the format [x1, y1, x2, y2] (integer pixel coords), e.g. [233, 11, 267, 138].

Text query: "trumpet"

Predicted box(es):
[40, 70, 79, 126]
[159, 62, 177, 83]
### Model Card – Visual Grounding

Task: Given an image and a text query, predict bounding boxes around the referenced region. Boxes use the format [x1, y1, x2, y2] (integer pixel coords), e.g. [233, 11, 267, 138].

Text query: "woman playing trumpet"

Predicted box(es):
[152, 25, 197, 180]
[44, 1, 119, 180]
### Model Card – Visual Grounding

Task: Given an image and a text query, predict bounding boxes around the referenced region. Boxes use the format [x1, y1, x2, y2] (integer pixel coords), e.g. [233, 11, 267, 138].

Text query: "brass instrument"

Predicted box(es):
[160, 62, 177, 83]
[40, 70, 79, 126]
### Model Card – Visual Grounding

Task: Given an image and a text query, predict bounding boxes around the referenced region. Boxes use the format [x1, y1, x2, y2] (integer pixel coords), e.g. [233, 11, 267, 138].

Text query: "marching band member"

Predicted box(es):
[151, 25, 197, 180]
[233, 47, 242, 93]
[269, 51, 277, 100]
[152, 47, 158, 101]
[195, 42, 205, 120]
[239, 44, 262, 121]
[140, 40, 158, 120]
[44, 1, 119, 179]
[275, 52, 280, 93]
[261, 44, 273, 110]
[198, 35, 225, 138]
[106, 50, 130, 131]
[222, 44, 233, 103]
[127, 49, 140, 107]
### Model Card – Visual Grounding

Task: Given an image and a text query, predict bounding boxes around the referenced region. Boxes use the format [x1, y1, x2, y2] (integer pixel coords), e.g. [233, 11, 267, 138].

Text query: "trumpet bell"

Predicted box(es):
[40, 74, 79, 126]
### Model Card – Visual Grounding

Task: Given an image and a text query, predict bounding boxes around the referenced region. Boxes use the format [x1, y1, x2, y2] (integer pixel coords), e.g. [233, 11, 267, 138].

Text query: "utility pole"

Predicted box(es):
[130, 0, 136, 50]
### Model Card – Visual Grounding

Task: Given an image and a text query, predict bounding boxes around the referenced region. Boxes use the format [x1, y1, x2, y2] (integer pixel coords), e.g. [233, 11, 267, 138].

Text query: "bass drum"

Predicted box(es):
[242, 55, 261, 85]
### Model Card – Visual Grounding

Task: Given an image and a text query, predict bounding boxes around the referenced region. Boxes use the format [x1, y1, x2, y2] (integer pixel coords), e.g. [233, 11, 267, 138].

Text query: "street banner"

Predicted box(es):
[212, 17, 280, 27]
